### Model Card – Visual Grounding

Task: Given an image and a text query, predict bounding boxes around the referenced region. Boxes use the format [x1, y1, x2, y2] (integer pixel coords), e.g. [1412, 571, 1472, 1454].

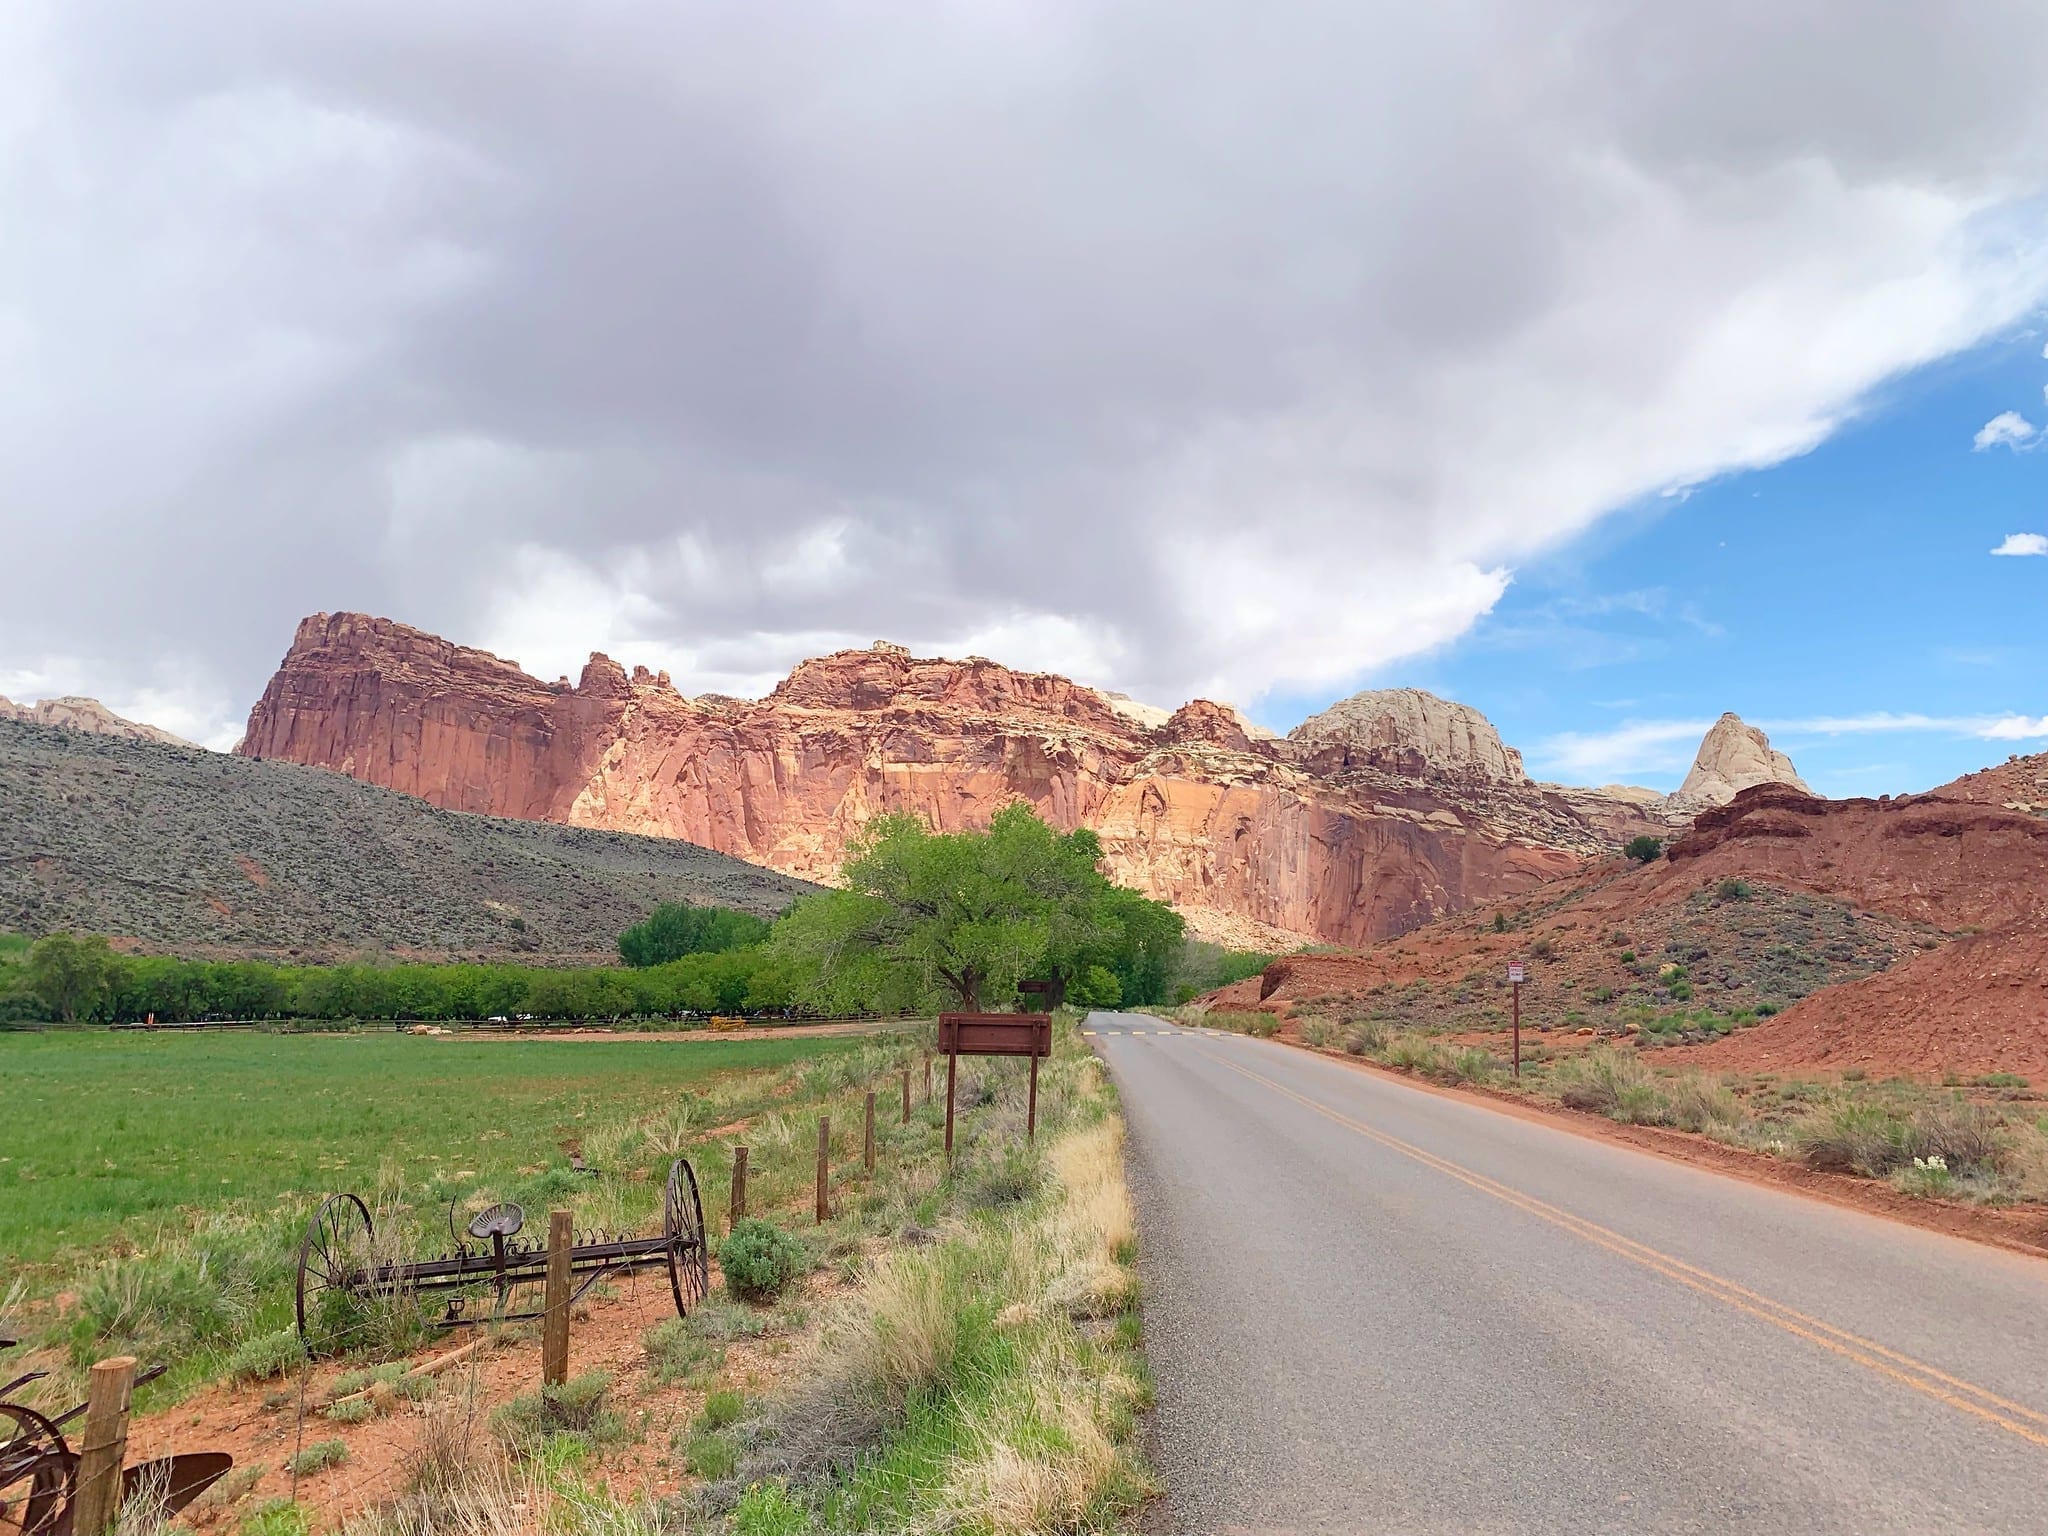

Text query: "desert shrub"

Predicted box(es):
[1299, 1017, 1338, 1048]
[1492, 912, 1510, 934]
[685, 1298, 784, 1342]
[1341, 1019, 1386, 1055]
[960, 1143, 1043, 1211]
[699, 1389, 747, 1430]
[72, 1249, 253, 1364]
[285, 1441, 348, 1477]
[681, 1427, 738, 1479]
[226, 1328, 306, 1383]
[491, 1371, 625, 1458]
[1796, 1102, 1912, 1176]
[1590, 987, 1614, 1004]
[720, 1220, 805, 1303]
[1529, 937, 1557, 961]
[1909, 1101, 2004, 1174]
[1448, 1049, 1496, 1085]
[1556, 1049, 1657, 1118]
[1665, 1075, 1742, 1134]
[1624, 836, 1663, 864]
[1382, 1035, 1452, 1079]
[643, 1317, 723, 1384]
[1975, 1073, 2029, 1090]
[325, 1397, 375, 1425]
[1202, 1010, 1280, 1038]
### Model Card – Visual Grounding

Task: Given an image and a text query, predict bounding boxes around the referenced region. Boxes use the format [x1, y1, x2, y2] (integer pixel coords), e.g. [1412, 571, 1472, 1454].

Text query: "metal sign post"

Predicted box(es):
[1507, 962, 1527, 1078]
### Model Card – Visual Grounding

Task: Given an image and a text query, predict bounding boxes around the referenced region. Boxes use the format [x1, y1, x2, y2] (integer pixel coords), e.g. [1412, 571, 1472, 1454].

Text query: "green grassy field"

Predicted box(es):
[0, 1030, 876, 1268]
[0, 1027, 916, 1408]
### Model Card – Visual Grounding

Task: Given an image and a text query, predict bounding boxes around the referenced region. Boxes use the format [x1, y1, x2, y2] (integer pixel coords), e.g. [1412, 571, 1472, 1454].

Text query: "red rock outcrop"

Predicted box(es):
[239, 613, 1674, 947]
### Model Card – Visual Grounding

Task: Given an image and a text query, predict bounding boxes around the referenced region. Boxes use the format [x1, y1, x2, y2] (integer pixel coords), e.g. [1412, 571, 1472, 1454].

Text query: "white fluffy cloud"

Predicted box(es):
[1975, 411, 2040, 450]
[1992, 532, 2048, 556]
[6, 1, 2048, 743]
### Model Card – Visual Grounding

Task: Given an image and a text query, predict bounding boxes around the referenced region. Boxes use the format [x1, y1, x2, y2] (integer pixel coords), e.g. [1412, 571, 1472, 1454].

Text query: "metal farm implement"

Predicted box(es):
[1, 1349, 230, 1536]
[294, 1158, 709, 1347]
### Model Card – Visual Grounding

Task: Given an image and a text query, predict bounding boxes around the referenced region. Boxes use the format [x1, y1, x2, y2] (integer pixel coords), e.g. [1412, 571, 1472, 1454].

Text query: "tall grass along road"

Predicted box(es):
[1086, 1012, 2048, 1533]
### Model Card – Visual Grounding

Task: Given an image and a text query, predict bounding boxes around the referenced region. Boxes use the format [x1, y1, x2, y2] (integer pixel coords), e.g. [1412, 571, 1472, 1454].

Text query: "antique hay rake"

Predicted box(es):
[0, 1352, 230, 1536]
[294, 1157, 709, 1347]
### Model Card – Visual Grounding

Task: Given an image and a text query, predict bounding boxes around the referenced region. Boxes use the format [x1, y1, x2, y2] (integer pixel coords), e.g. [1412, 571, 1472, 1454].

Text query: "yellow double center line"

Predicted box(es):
[1207, 1049, 2048, 1451]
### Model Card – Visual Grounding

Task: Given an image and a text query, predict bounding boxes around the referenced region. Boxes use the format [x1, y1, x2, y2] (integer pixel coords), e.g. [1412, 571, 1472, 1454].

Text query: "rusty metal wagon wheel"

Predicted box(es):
[0, 1402, 73, 1536]
[296, 1193, 373, 1347]
[663, 1158, 709, 1316]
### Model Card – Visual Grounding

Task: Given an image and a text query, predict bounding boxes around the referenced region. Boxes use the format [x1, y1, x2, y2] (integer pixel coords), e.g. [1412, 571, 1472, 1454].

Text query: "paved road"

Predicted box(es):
[1086, 1012, 2048, 1534]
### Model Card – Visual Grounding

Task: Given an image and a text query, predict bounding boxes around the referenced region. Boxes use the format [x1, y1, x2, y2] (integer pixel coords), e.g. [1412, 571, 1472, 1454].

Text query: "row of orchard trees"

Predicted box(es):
[4, 936, 802, 1025]
[4, 803, 1224, 1025]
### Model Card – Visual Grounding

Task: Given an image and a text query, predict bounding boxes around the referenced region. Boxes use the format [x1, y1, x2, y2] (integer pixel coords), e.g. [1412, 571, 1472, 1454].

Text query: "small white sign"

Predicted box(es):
[1507, 963, 1527, 984]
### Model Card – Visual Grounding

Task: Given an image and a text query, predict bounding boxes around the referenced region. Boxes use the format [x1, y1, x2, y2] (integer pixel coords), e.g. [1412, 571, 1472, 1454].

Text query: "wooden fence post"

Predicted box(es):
[816, 1117, 832, 1223]
[73, 1355, 136, 1536]
[729, 1145, 749, 1230]
[864, 1091, 877, 1173]
[924, 1052, 933, 1103]
[542, 1208, 573, 1387]
[901, 1068, 911, 1125]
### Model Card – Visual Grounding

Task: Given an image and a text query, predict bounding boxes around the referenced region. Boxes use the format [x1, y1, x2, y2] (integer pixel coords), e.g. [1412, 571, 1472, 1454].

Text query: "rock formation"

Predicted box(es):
[0, 694, 197, 749]
[239, 613, 1691, 948]
[1671, 712, 1807, 809]
[1289, 688, 1526, 781]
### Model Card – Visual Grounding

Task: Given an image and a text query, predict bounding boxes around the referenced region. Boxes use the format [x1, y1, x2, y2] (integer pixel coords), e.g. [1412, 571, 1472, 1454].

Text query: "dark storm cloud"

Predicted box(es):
[5, 1, 2048, 745]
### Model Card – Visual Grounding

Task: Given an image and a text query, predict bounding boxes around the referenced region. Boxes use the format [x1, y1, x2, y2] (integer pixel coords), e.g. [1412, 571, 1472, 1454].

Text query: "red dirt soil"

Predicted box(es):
[124, 1260, 816, 1532]
[1686, 921, 2048, 1079]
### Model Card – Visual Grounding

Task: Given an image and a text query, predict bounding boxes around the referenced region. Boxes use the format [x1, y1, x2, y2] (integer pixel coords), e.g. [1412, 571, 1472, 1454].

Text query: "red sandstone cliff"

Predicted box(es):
[239, 613, 1674, 947]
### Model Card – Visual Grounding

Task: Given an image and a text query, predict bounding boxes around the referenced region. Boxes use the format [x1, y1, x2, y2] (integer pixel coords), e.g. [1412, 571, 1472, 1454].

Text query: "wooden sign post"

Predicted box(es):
[937, 1012, 1053, 1156]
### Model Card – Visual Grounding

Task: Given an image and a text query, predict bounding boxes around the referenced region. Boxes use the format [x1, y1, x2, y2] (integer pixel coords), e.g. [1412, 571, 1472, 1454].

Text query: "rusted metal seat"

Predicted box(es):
[466, 1202, 525, 1241]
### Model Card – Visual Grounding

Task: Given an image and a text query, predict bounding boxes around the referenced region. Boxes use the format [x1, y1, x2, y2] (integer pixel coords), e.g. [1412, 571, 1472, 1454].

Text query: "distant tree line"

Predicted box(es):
[1, 805, 1277, 1026]
[0, 932, 802, 1026]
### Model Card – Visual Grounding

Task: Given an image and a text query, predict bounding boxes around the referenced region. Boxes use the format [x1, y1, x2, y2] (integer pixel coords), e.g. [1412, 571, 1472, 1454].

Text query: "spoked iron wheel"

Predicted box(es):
[663, 1158, 709, 1316]
[296, 1193, 373, 1348]
[0, 1403, 72, 1536]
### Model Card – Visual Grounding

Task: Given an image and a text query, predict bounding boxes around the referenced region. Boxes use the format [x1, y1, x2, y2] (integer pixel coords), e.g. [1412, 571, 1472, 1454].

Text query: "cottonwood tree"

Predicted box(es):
[27, 932, 119, 1023]
[774, 802, 1182, 1011]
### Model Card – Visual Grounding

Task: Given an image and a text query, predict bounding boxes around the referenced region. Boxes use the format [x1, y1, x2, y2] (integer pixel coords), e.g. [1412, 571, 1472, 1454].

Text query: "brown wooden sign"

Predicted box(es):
[936, 1012, 1053, 1152]
[938, 1012, 1052, 1058]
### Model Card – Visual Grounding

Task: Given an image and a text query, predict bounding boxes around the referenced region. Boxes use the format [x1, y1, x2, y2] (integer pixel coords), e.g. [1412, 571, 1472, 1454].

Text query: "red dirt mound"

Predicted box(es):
[1685, 922, 2048, 1080]
[1656, 780, 2048, 933]
[1197, 763, 2048, 1080]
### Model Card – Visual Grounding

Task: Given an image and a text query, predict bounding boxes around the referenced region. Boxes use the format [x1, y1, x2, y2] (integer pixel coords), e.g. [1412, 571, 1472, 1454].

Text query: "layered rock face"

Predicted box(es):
[240, 613, 1682, 947]
[1672, 712, 1808, 809]
[1289, 688, 1526, 780]
[0, 695, 196, 749]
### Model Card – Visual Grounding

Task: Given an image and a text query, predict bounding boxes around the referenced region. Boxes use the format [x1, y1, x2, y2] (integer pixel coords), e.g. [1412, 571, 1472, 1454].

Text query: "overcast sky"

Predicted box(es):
[6, 1, 2048, 754]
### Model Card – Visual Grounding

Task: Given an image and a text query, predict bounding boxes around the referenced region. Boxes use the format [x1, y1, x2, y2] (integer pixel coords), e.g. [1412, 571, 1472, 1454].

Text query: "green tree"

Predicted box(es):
[618, 904, 772, 967]
[1067, 964, 1123, 1009]
[1623, 835, 1664, 864]
[27, 933, 119, 1023]
[775, 802, 1179, 1012]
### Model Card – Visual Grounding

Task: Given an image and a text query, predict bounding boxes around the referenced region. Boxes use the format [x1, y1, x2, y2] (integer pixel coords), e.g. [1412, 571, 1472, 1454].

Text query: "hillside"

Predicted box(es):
[235, 613, 1807, 947]
[0, 719, 815, 961]
[1205, 766, 2048, 1075]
